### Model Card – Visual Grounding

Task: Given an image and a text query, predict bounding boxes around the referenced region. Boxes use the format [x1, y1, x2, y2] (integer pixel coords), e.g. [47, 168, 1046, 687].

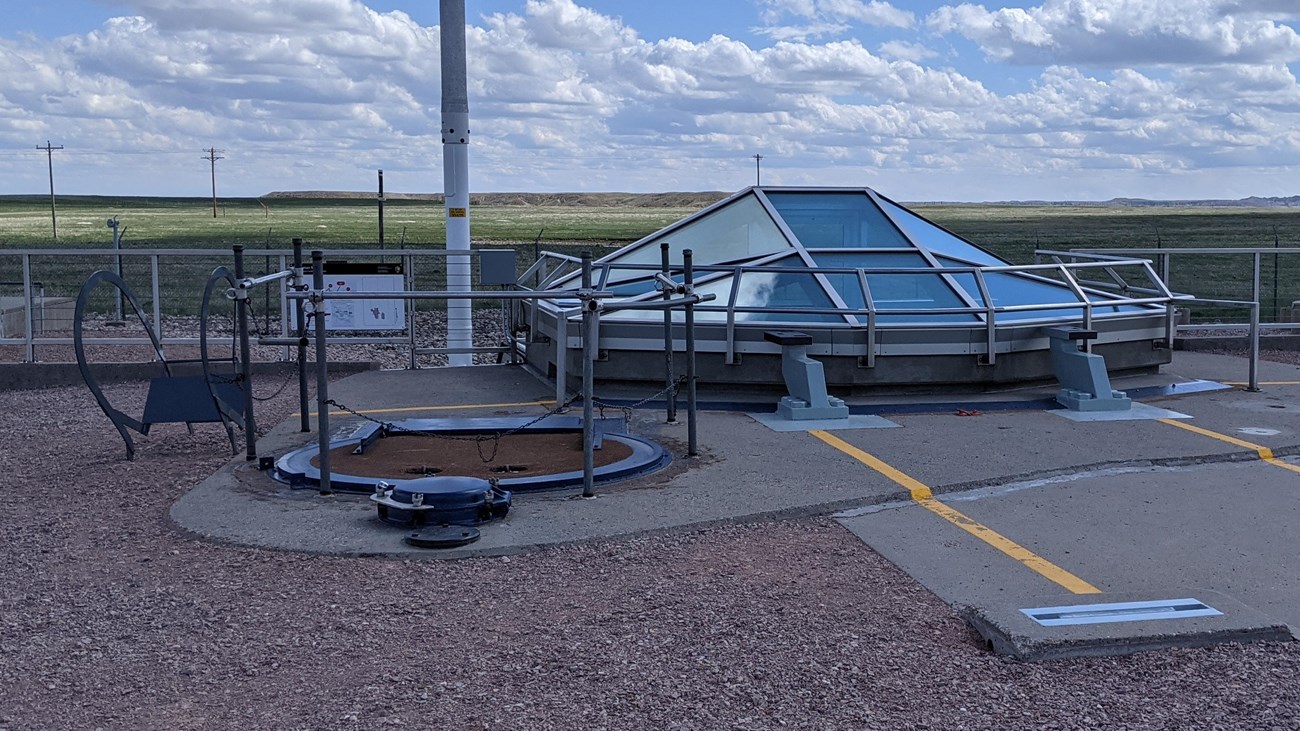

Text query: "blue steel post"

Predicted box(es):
[661, 242, 677, 424]
[233, 245, 257, 460]
[312, 250, 332, 494]
[293, 238, 309, 432]
[684, 249, 698, 457]
[581, 251, 596, 497]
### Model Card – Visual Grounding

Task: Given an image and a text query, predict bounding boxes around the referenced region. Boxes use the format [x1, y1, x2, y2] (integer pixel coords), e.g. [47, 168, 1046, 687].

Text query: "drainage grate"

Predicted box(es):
[1021, 598, 1223, 627]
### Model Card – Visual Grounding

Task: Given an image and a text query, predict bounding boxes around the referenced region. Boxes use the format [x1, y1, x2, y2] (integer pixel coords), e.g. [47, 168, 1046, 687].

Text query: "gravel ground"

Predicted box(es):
[4, 331, 1300, 729]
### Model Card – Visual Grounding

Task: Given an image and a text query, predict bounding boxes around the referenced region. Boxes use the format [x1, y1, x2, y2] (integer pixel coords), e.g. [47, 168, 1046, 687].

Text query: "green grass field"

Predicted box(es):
[3, 194, 1300, 322]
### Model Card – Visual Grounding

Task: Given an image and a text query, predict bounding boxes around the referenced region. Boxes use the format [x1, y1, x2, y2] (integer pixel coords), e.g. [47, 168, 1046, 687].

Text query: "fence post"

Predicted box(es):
[684, 248, 698, 457]
[661, 242, 677, 424]
[312, 250, 332, 494]
[1248, 252, 1261, 392]
[150, 255, 162, 344]
[233, 245, 257, 460]
[293, 239, 310, 433]
[581, 251, 596, 498]
[22, 253, 34, 363]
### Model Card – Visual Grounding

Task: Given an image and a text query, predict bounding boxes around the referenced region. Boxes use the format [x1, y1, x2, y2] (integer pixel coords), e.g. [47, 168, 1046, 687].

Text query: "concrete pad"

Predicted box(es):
[747, 412, 900, 432]
[960, 589, 1292, 662]
[1047, 402, 1191, 422]
[168, 354, 1300, 664]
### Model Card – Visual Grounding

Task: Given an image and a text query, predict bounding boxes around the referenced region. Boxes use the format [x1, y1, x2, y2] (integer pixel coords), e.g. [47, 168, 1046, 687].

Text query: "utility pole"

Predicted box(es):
[753, 153, 763, 186]
[203, 147, 224, 218]
[377, 168, 385, 248]
[37, 141, 63, 240]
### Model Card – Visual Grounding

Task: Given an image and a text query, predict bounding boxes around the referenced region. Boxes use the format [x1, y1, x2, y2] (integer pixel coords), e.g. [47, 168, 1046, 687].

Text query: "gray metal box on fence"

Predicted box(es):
[478, 249, 517, 286]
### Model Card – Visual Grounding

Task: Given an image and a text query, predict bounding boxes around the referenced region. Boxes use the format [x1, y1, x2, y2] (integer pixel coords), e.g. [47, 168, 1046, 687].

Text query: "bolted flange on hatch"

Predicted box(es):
[370, 476, 511, 528]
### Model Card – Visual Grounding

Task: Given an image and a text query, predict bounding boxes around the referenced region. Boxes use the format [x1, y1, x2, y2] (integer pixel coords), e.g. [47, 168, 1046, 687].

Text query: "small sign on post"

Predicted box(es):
[312, 261, 406, 330]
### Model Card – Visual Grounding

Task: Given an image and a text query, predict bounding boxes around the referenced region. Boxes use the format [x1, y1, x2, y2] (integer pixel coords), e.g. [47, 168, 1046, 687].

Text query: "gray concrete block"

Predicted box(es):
[959, 589, 1292, 662]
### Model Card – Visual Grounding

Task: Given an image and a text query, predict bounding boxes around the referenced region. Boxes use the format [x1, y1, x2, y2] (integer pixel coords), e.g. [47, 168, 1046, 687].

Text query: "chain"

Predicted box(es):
[241, 297, 298, 401]
[590, 375, 686, 429]
[322, 376, 685, 464]
[325, 391, 584, 463]
[201, 295, 294, 401]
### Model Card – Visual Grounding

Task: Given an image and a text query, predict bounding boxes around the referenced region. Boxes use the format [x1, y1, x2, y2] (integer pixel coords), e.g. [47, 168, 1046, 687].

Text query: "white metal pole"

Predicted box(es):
[441, 0, 473, 366]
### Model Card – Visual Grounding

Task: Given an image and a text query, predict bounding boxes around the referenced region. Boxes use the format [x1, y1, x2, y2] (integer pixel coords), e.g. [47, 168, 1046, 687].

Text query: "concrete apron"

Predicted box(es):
[170, 352, 1300, 660]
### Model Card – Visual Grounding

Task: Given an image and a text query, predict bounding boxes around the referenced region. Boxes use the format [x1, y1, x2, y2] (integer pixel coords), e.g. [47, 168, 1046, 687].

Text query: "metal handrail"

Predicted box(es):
[525, 254, 1175, 366]
[0, 247, 540, 363]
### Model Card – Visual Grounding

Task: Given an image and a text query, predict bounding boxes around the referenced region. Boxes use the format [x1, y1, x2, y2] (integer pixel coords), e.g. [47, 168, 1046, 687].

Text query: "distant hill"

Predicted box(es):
[264, 191, 1300, 208]
[261, 191, 731, 207]
[1101, 196, 1300, 208]
[975, 195, 1300, 208]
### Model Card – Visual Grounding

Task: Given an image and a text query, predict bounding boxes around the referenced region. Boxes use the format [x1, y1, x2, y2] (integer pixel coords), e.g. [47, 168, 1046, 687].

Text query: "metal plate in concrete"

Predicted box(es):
[1047, 402, 1191, 422]
[747, 413, 901, 432]
[960, 589, 1290, 662]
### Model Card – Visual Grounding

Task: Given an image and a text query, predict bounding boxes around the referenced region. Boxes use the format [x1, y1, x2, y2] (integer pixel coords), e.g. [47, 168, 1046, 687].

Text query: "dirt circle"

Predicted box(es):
[314, 432, 634, 481]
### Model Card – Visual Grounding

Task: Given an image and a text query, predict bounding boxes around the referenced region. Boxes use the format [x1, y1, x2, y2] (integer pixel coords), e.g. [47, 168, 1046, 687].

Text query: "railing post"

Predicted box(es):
[405, 251, 417, 370]
[554, 316, 568, 409]
[1248, 252, 1261, 392]
[233, 245, 257, 460]
[661, 242, 678, 424]
[21, 253, 34, 363]
[277, 253, 289, 362]
[293, 239, 310, 433]
[973, 269, 996, 365]
[150, 255, 162, 345]
[581, 251, 596, 498]
[312, 250, 332, 494]
[684, 248, 699, 457]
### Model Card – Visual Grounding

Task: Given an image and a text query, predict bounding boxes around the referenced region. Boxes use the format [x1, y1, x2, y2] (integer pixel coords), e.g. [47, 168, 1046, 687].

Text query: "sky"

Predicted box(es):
[2, 0, 1299, 201]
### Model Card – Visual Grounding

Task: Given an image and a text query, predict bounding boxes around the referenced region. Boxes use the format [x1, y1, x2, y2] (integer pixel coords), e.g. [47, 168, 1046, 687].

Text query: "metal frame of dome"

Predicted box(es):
[519, 186, 1177, 390]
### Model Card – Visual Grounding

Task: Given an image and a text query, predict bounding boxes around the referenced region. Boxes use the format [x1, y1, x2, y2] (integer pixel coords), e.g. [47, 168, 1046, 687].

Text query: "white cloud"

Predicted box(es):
[1, 0, 1299, 201]
[927, 0, 1300, 66]
[877, 40, 938, 62]
[755, 0, 913, 40]
[818, 0, 915, 28]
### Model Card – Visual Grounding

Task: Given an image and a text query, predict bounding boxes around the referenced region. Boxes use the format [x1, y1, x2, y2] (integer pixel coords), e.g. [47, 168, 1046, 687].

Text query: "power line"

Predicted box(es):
[203, 147, 224, 218]
[36, 140, 63, 240]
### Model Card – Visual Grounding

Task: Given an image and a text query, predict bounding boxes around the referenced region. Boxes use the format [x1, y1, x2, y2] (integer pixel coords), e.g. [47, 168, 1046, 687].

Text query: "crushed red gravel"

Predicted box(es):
[4, 376, 1300, 730]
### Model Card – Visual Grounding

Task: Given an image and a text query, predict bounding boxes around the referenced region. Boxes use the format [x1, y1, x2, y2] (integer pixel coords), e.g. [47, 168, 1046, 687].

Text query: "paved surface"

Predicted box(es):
[171, 349, 1300, 657]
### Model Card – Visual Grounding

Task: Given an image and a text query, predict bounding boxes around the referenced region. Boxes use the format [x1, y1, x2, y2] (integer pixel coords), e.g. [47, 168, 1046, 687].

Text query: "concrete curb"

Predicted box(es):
[0, 360, 379, 391]
[959, 589, 1293, 662]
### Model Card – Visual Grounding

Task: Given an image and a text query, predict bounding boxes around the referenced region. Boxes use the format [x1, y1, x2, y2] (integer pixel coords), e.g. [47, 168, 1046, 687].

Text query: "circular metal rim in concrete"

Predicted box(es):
[272, 417, 671, 494]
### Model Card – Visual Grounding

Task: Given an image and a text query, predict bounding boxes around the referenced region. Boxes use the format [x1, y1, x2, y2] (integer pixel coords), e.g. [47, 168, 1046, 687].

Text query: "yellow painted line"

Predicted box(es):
[810, 430, 1101, 595]
[810, 430, 932, 500]
[1158, 418, 1300, 476]
[299, 400, 554, 417]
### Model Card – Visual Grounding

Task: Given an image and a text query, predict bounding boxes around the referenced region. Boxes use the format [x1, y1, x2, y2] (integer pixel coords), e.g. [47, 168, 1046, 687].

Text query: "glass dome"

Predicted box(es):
[524, 186, 1173, 390]
[543, 187, 1154, 327]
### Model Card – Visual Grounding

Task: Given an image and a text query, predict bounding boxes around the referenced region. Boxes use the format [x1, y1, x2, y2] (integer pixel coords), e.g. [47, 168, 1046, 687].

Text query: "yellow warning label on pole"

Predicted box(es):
[449, 207, 467, 218]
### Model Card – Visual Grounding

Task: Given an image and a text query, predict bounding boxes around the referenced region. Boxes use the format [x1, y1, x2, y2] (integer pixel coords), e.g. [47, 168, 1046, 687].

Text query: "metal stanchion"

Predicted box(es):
[581, 251, 596, 498]
[683, 249, 698, 457]
[661, 242, 677, 424]
[293, 238, 310, 432]
[232, 245, 257, 460]
[1248, 252, 1261, 392]
[312, 250, 333, 494]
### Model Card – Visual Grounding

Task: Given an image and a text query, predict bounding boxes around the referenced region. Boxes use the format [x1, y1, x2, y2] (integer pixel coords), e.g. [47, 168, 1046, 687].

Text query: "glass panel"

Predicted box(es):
[811, 252, 977, 323]
[766, 192, 911, 249]
[936, 257, 1088, 321]
[731, 269, 842, 322]
[605, 195, 792, 267]
[607, 270, 847, 324]
[878, 197, 1006, 266]
[599, 267, 682, 297]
